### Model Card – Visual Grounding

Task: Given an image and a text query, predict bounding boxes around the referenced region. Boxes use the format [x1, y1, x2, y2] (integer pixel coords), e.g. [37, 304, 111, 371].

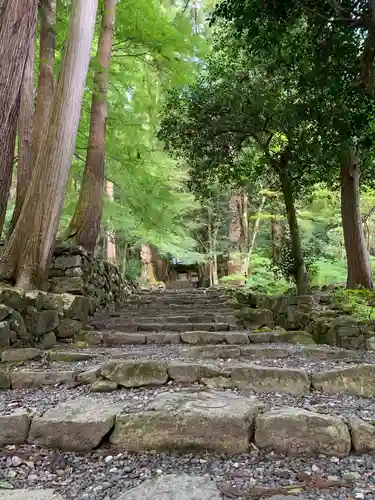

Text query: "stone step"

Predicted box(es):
[3, 356, 375, 397]
[101, 313, 237, 323]
[2, 387, 374, 457]
[109, 322, 236, 333]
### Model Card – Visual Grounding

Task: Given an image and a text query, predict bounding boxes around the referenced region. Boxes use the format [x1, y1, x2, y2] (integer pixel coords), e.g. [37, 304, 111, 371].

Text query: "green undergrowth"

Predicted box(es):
[330, 288, 375, 322]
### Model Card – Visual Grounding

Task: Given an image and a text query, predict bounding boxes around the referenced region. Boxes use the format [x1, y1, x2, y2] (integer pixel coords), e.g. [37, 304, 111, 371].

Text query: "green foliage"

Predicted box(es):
[330, 287, 375, 321]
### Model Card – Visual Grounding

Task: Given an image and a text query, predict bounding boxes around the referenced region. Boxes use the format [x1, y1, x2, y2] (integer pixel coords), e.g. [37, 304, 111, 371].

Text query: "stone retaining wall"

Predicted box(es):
[231, 290, 375, 350]
[0, 246, 134, 349]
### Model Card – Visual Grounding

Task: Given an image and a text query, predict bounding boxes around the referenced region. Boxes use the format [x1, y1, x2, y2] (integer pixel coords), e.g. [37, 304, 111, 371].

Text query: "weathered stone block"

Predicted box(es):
[0, 287, 27, 312]
[312, 364, 375, 397]
[167, 361, 228, 383]
[231, 364, 310, 394]
[24, 308, 59, 337]
[100, 359, 168, 387]
[0, 410, 30, 446]
[39, 331, 57, 349]
[0, 321, 11, 347]
[0, 304, 11, 321]
[29, 396, 123, 451]
[54, 254, 82, 270]
[110, 390, 263, 453]
[8, 310, 28, 339]
[254, 407, 351, 456]
[60, 293, 90, 321]
[56, 319, 83, 339]
[50, 277, 84, 294]
[1, 348, 42, 363]
[348, 415, 375, 453]
[11, 370, 75, 389]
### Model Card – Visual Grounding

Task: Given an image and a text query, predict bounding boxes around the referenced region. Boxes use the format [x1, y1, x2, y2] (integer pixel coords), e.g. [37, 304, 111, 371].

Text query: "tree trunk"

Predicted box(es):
[341, 152, 373, 289]
[0, 0, 99, 290]
[278, 165, 309, 294]
[10, 28, 36, 232]
[34, 0, 56, 150]
[0, 0, 38, 238]
[271, 217, 282, 264]
[106, 181, 117, 263]
[64, 0, 116, 251]
[248, 195, 266, 262]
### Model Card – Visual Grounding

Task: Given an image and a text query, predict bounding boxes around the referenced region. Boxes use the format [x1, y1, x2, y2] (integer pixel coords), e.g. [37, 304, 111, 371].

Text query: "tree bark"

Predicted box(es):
[278, 164, 309, 294]
[248, 195, 266, 262]
[0, 0, 38, 239]
[64, 0, 116, 251]
[0, 0, 99, 290]
[34, 0, 56, 150]
[10, 28, 36, 232]
[106, 181, 117, 263]
[341, 152, 373, 289]
[271, 217, 282, 264]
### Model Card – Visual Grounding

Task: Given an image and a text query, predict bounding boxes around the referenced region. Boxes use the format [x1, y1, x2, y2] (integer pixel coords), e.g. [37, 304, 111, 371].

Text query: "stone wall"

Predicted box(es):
[231, 289, 375, 350]
[0, 246, 135, 349]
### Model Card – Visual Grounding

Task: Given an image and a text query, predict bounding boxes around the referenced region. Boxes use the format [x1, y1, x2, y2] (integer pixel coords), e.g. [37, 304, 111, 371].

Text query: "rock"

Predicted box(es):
[11, 370, 75, 389]
[60, 293, 90, 321]
[0, 321, 11, 347]
[8, 310, 28, 339]
[50, 277, 84, 294]
[24, 308, 59, 337]
[146, 333, 180, 344]
[110, 390, 263, 454]
[347, 415, 375, 453]
[201, 376, 233, 389]
[290, 331, 316, 345]
[28, 396, 123, 451]
[100, 359, 168, 387]
[56, 318, 83, 339]
[241, 308, 274, 328]
[39, 331, 57, 349]
[1, 348, 42, 363]
[180, 331, 226, 344]
[0, 370, 11, 389]
[102, 332, 146, 346]
[254, 407, 351, 457]
[0, 491, 64, 500]
[90, 379, 118, 392]
[76, 367, 100, 384]
[0, 304, 11, 321]
[116, 473, 222, 500]
[0, 410, 30, 446]
[48, 351, 94, 362]
[25, 291, 62, 311]
[54, 254, 82, 270]
[0, 287, 27, 312]
[167, 361, 228, 383]
[312, 364, 375, 397]
[224, 332, 249, 344]
[189, 345, 241, 359]
[231, 364, 310, 394]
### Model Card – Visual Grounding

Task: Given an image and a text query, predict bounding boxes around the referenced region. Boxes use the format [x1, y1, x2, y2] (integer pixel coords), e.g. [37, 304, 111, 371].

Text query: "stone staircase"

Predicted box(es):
[1, 288, 375, 499]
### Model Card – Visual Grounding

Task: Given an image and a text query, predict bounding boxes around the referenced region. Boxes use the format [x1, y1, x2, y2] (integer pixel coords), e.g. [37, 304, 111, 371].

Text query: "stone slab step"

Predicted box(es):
[111, 322, 236, 333]
[2, 389, 373, 456]
[4, 357, 375, 398]
[101, 314, 237, 323]
[0, 491, 64, 500]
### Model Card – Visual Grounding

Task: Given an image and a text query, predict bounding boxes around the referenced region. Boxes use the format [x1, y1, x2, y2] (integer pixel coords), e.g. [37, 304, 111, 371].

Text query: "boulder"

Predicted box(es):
[347, 415, 375, 453]
[0, 321, 11, 347]
[0, 410, 30, 446]
[110, 390, 263, 454]
[54, 254, 82, 270]
[0, 287, 27, 312]
[24, 308, 59, 337]
[50, 277, 84, 294]
[0, 304, 11, 321]
[312, 364, 375, 397]
[28, 396, 123, 451]
[1, 348, 42, 363]
[239, 308, 274, 328]
[231, 364, 310, 394]
[116, 473, 222, 500]
[56, 319, 83, 339]
[90, 379, 118, 392]
[39, 331, 57, 349]
[7, 310, 28, 340]
[100, 359, 168, 387]
[25, 291, 63, 311]
[60, 293, 90, 321]
[254, 407, 351, 457]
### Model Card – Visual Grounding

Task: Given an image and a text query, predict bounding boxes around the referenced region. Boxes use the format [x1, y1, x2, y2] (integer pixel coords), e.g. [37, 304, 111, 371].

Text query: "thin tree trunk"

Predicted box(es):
[34, 0, 56, 150]
[341, 152, 373, 289]
[278, 166, 309, 294]
[248, 195, 266, 262]
[106, 181, 117, 262]
[64, 0, 116, 251]
[271, 217, 282, 264]
[0, 0, 38, 239]
[0, 0, 99, 290]
[10, 28, 36, 232]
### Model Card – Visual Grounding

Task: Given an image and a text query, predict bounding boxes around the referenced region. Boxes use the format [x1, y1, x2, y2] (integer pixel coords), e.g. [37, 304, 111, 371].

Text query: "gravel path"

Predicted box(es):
[2, 383, 375, 421]
[0, 444, 374, 499]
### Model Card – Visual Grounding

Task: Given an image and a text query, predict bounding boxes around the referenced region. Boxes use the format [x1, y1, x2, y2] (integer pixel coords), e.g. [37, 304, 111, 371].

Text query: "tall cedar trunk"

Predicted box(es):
[278, 165, 309, 294]
[34, 0, 56, 150]
[10, 28, 36, 232]
[106, 181, 117, 262]
[271, 217, 282, 264]
[65, 0, 116, 251]
[341, 152, 373, 289]
[0, 0, 98, 290]
[0, 0, 38, 239]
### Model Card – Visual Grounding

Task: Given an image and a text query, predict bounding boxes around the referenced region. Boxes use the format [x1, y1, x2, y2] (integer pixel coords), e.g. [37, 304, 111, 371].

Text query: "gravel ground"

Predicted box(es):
[6, 342, 375, 374]
[2, 383, 375, 421]
[0, 444, 374, 499]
